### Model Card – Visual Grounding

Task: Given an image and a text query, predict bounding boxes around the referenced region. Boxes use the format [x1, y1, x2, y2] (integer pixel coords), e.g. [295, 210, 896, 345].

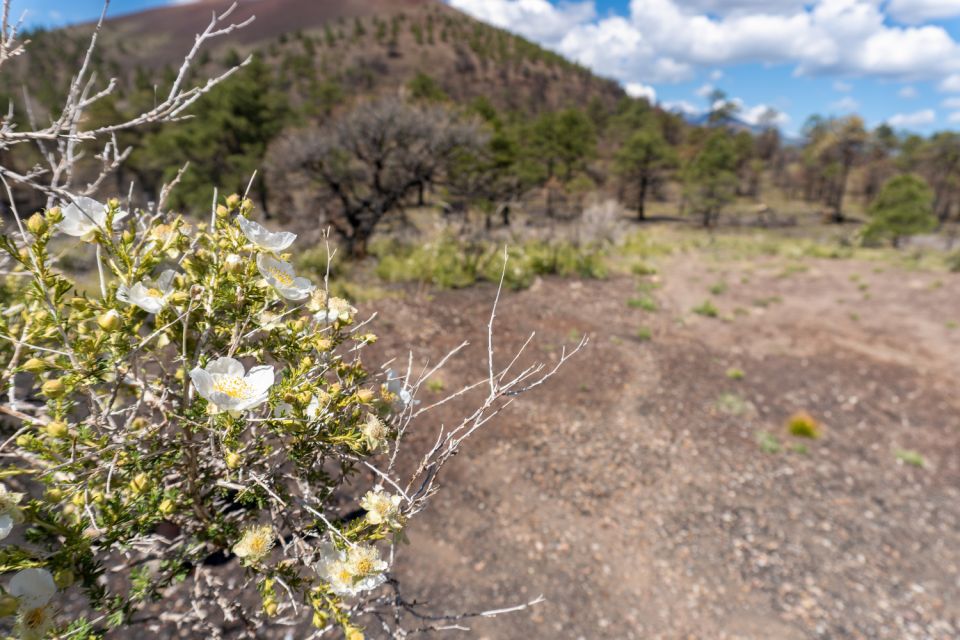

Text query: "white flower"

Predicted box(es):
[360, 414, 389, 451]
[233, 524, 275, 563]
[360, 487, 403, 529]
[256, 254, 314, 301]
[57, 196, 128, 241]
[0, 483, 24, 541]
[384, 370, 415, 408]
[237, 216, 296, 253]
[318, 543, 387, 597]
[189, 357, 274, 413]
[15, 603, 55, 640]
[8, 569, 56, 609]
[116, 269, 177, 314]
[314, 296, 357, 324]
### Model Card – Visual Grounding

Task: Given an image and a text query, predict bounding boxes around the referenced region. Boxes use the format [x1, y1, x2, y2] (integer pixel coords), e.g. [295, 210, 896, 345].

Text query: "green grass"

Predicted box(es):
[635, 326, 652, 341]
[725, 367, 745, 380]
[692, 300, 719, 318]
[756, 431, 781, 454]
[895, 449, 926, 468]
[709, 282, 728, 295]
[426, 379, 445, 393]
[627, 296, 658, 312]
[716, 393, 750, 415]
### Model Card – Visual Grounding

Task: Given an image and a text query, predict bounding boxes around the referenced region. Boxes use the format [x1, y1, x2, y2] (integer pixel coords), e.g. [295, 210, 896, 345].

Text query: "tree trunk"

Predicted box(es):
[637, 174, 648, 221]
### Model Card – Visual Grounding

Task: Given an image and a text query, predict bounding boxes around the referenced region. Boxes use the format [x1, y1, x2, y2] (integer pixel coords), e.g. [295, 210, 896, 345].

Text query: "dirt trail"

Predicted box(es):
[368, 253, 960, 639]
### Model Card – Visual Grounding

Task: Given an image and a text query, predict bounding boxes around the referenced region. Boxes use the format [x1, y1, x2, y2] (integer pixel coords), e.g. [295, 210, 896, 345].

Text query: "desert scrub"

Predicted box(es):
[373, 235, 607, 290]
[0, 193, 579, 638]
[786, 411, 822, 439]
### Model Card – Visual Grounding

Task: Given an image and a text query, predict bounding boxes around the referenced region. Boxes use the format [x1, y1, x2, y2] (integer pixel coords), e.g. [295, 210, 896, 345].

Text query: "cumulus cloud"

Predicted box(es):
[833, 80, 853, 92]
[831, 96, 860, 111]
[740, 103, 790, 126]
[886, 109, 937, 127]
[942, 96, 960, 108]
[449, 0, 960, 87]
[940, 74, 960, 91]
[886, 0, 960, 24]
[625, 82, 657, 102]
[695, 83, 715, 97]
[949, 111, 960, 123]
[662, 99, 700, 115]
[899, 85, 918, 98]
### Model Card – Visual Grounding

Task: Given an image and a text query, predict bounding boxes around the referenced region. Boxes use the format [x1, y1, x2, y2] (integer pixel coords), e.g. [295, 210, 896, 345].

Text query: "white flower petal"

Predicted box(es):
[0, 513, 13, 540]
[188, 367, 215, 399]
[205, 357, 245, 378]
[9, 569, 56, 608]
[238, 216, 296, 252]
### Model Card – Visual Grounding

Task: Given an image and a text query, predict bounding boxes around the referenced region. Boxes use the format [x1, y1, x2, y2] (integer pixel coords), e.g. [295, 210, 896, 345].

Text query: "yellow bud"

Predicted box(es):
[263, 598, 278, 617]
[240, 198, 254, 216]
[54, 569, 75, 589]
[362, 333, 377, 344]
[91, 491, 104, 503]
[225, 452, 241, 469]
[107, 198, 121, 210]
[45, 206, 63, 224]
[356, 389, 375, 404]
[312, 611, 328, 628]
[158, 498, 176, 516]
[15, 434, 31, 448]
[0, 594, 19, 617]
[17, 247, 29, 262]
[216, 204, 229, 218]
[121, 229, 135, 244]
[130, 417, 149, 431]
[129, 473, 149, 495]
[174, 368, 185, 382]
[22, 357, 47, 373]
[71, 492, 85, 507]
[70, 296, 88, 310]
[345, 626, 365, 640]
[97, 309, 121, 332]
[44, 421, 69, 438]
[292, 318, 307, 332]
[314, 337, 332, 352]
[169, 291, 190, 305]
[45, 487, 63, 501]
[26, 212, 47, 235]
[41, 379, 66, 398]
[225, 194, 241, 209]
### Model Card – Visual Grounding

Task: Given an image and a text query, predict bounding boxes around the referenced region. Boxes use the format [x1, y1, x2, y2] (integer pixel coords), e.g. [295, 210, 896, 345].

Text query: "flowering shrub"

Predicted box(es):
[0, 192, 581, 638]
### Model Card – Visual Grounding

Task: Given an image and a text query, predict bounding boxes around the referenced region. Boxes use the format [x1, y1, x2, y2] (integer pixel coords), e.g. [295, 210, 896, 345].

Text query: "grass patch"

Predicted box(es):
[635, 326, 652, 341]
[786, 411, 821, 439]
[692, 300, 719, 318]
[426, 379, 445, 393]
[725, 367, 745, 380]
[895, 449, 926, 468]
[627, 296, 658, 312]
[716, 393, 751, 415]
[709, 281, 728, 295]
[756, 431, 781, 454]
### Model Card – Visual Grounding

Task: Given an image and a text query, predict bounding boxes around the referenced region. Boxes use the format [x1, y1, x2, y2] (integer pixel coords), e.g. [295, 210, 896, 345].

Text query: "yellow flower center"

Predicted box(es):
[354, 558, 373, 575]
[337, 567, 353, 584]
[214, 376, 253, 399]
[23, 607, 47, 629]
[248, 536, 268, 556]
[145, 288, 164, 298]
[265, 266, 293, 286]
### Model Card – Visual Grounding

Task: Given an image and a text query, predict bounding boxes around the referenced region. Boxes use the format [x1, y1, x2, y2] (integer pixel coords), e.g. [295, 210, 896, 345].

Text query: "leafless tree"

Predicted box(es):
[267, 98, 484, 258]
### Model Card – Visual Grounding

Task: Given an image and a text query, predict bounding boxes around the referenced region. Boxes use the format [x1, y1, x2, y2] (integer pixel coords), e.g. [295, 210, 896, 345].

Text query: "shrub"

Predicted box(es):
[692, 300, 719, 318]
[862, 174, 937, 247]
[786, 411, 822, 439]
[0, 195, 579, 637]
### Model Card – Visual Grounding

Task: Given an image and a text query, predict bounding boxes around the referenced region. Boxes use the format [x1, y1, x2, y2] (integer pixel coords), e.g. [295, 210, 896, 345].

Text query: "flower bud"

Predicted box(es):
[17, 247, 29, 262]
[130, 417, 149, 431]
[45, 206, 63, 224]
[0, 594, 19, 617]
[263, 597, 278, 617]
[169, 291, 190, 305]
[129, 473, 150, 495]
[97, 309, 121, 332]
[356, 389, 375, 404]
[159, 498, 176, 516]
[21, 357, 47, 373]
[345, 626, 365, 640]
[224, 254, 243, 274]
[108, 198, 121, 210]
[45, 487, 63, 501]
[225, 194, 241, 209]
[225, 452, 241, 469]
[121, 229, 135, 244]
[41, 379, 66, 398]
[54, 568, 75, 589]
[26, 212, 47, 235]
[70, 297, 88, 310]
[240, 198, 254, 216]
[15, 434, 32, 448]
[44, 421, 69, 438]
[216, 204, 229, 218]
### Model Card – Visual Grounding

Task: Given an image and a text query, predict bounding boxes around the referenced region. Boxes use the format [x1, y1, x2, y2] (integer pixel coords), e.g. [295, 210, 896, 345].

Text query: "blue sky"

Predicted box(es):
[17, 0, 960, 135]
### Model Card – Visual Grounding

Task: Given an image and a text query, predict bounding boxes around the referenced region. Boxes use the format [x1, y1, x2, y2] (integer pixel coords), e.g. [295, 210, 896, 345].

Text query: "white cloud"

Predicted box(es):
[695, 83, 715, 97]
[709, 69, 724, 81]
[949, 111, 960, 123]
[941, 74, 960, 91]
[448, 0, 595, 43]
[625, 82, 657, 102]
[886, 0, 960, 24]
[831, 96, 860, 111]
[899, 85, 918, 98]
[740, 103, 791, 126]
[942, 96, 960, 108]
[886, 109, 937, 127]
[833, 80, 853, 92]
[662, 99, 700, 115]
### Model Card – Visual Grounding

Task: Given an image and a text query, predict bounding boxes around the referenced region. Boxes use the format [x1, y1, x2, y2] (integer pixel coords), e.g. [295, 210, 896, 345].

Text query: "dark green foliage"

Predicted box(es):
[133, 56, 289, 211]
[614, 123, 677, 220]
[863, 174, 937, 245]
[407, 72, 447, 102]
[528, 108, 596, 182]
[683, 130, 738, 227]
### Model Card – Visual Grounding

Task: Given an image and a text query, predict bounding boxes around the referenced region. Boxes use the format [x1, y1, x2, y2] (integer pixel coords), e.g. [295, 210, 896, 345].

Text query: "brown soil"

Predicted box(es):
[366, 253, 960, 640]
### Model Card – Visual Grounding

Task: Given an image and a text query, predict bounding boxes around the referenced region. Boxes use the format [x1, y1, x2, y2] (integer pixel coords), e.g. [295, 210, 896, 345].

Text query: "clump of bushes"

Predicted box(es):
[786, 411, 822, 439]
[373, 235, 607, 290]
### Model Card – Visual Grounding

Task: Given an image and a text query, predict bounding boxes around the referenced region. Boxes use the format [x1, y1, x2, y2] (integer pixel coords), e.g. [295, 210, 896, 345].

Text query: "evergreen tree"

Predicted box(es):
[683, 130, 738, 227]
[863, 174, 936, 246]
[614, 126, 677, 220]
